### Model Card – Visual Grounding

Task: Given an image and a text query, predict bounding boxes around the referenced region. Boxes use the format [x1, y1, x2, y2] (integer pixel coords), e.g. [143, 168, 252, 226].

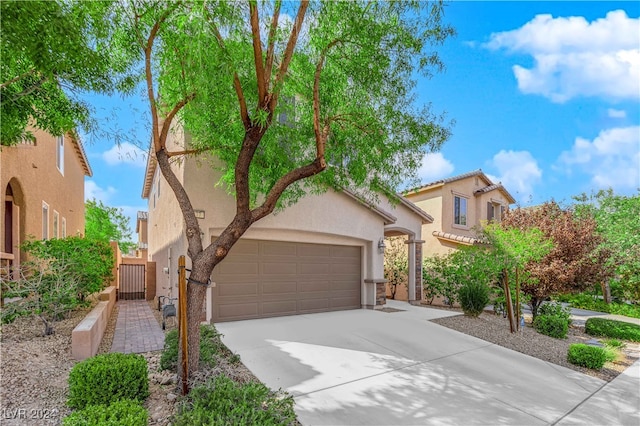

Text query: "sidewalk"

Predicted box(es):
[110, 300, 165, 354]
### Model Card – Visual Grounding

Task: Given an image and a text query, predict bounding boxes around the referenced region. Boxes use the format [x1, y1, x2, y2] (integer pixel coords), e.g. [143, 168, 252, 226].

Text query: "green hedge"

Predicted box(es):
[585, 318, 640, 342]
[174, 375, 296, 426]
[458, 282, 490, 318]
[63, 400, 147, 426]
[567, 344, 608, 369]
[68, 353, 149, 409]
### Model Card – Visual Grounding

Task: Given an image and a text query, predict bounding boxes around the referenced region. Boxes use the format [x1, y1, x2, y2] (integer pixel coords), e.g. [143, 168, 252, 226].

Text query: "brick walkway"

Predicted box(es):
[110, 300, 165, 354]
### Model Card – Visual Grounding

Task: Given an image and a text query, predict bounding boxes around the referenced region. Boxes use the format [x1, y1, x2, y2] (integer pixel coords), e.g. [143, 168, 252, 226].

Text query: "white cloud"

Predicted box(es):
[488, 150, 542, 202]
[417, 152, 455, 182]
[85, 180, 116, 203]
[607, 108, 627, 118]
[558, 126, 640, 191]
[102, 142, 147, 167]
[485, 10, 640, 102]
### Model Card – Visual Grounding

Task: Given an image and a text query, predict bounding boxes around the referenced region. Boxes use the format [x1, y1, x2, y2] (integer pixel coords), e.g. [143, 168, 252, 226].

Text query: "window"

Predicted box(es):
[56, 135, 64, 175]
[53, 210, 59, 238]
[454, 195, 467, 226]
[42, 202, 49, 239]
[487, 202, 495, 221]
[62, 217, 67, 238]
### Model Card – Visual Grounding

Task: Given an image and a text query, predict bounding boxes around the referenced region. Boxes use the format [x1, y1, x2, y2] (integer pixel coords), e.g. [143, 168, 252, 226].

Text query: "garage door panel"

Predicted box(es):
[212, 240, 361, 322]
[262, 262, 297, 275]
[262, 281, 297, 295]
[218, 282, 259, 297]
[262, 300, 297, 315]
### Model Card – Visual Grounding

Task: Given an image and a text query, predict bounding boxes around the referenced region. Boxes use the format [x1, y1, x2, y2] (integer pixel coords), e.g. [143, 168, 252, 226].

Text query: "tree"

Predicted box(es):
[113, 0, 454, 376]
[573, 189, 640, 303]
[85, 199, 136, 253]
[0, 1, 131, 145]
[500, 201, 613, 317]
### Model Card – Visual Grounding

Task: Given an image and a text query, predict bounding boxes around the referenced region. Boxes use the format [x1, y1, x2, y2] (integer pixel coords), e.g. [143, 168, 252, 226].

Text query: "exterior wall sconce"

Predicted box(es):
[378, 238, 386, 253]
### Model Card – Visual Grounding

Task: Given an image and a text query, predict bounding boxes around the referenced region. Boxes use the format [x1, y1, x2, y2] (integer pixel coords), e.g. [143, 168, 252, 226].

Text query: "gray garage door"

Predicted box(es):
[211, 239, 361, 322]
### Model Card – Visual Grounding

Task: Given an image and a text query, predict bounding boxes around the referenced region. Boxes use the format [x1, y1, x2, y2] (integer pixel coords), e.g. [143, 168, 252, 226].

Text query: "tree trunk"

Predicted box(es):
[600, 282, 611, 304]
[184, 268, 209, 377]
[530, 297, 542, 320]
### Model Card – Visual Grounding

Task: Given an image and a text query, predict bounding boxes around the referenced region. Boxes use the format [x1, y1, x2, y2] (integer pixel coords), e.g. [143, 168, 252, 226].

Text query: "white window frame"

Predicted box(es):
[53, 210, 59, 239]
[62, 217, 67, 238]
[453, 195, 468, 227]
[56, 135, 64, 175]
[42, 201, 49, 240]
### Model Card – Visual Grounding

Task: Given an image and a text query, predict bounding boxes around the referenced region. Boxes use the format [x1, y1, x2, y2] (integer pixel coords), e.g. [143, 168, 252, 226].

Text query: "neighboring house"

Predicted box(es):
[405, 169, 516, 258]
[0, 129, 92, 272]
[135, 211, 149, 259]
[142, 129, 433, 322]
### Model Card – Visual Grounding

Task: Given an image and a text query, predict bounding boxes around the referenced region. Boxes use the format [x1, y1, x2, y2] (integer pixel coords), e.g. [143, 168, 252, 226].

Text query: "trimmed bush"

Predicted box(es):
[567, 344, 608, 369]
[174, 375, 296, 426]
[458, 282, 490, 317]
[537, 302, 572, 327]
[585, 318, 640, 342]
[534, 314, 569, 339]
[68, 353, 149, 409]
[63, 400, 147, 426]
[160, 325, 233, 371]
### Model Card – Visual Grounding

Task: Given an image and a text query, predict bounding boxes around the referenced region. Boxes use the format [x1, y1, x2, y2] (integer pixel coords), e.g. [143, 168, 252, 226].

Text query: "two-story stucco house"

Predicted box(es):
[1, 129, 92, 272]
[142, 129, 433, 322]
[405, 170, 516, 258]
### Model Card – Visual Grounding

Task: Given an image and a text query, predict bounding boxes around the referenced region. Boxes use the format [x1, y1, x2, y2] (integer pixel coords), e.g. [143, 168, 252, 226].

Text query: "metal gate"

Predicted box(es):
[118, 264, 145, 300]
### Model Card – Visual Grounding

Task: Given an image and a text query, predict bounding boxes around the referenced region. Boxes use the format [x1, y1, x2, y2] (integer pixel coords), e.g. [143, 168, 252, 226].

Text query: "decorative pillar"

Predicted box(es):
[405, 239, 425, 304]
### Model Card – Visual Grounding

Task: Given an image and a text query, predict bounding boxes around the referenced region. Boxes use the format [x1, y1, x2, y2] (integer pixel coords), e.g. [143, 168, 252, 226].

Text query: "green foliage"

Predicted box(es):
[603, 338, 625, 349]
[565, 293, 640, 319]
[567, 344, 608, 369]
[160, 325, 230, 371]
[585, 318, 640, 342]
[68, 353, 149, 410]
[533, 302, 571, 339]
[174, 375, 296, 426]
[85, 199, 135, 253]
[534, 314, 569, 339]
[0, 1, 133, 145]
[1, 259, 83, 334]
[22, 237, 113, 299]
[573, 190, 640, 303]
[458, 282, 490, 317]
[384, 237, 408, 300]
[63, 400, 147, 426]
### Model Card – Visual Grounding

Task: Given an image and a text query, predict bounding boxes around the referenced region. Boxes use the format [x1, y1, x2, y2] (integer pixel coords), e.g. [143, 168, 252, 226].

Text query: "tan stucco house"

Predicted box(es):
[1, 129, 92, 272]
[142, 129, 432, 322]
[405, 169, 516, 258]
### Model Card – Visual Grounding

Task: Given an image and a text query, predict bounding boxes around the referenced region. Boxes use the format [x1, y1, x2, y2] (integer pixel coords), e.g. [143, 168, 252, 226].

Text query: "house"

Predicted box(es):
[404, 169, 516, 258]
[1, 129, 92, 272]
[142, 130, 433, 322]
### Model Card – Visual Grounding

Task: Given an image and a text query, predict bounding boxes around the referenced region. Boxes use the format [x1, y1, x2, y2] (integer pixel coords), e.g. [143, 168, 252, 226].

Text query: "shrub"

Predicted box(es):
[534, 314, 569, 339]
[68, 353, 149, 409]
[537, 302, 572, 326]
[160, 325, 230, 371]
[458, 281, 490, 317]
[174, 375, 296, 426]
[63, 400, 147, 426]
[603, 338, 625, 349]
[567, 344, 608, 369]
[567, 294, 640, 319]
[585, 318, 640, 342]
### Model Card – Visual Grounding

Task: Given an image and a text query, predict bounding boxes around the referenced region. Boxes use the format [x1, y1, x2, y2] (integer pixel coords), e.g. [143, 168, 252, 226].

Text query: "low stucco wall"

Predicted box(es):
[71, 286, 116, 360]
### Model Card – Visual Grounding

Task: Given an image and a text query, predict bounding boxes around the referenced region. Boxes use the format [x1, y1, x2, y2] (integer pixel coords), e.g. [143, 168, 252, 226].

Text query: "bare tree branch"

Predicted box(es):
[1, 68, 36, 89]
[264, 0, 282, 92]
[249, 1, 267, 104]
[159, 92, 196, 149]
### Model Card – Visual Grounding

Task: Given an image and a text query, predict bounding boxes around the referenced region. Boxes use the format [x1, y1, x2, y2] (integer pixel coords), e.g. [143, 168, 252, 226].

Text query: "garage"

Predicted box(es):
[211, 239, 361, 322]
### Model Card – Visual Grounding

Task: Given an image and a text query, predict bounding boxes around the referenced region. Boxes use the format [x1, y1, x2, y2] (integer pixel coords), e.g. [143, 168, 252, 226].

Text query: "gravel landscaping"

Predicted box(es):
[1, 302, 638, 425]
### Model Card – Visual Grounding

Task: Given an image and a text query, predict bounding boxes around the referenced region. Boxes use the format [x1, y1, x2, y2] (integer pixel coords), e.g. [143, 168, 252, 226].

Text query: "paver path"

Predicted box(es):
[110, 300, 165, 354]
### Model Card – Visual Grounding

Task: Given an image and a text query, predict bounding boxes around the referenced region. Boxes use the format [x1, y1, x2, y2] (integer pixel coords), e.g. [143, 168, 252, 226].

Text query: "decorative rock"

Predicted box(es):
[586, 339, 605, 347]
[167, 392, 177, 402]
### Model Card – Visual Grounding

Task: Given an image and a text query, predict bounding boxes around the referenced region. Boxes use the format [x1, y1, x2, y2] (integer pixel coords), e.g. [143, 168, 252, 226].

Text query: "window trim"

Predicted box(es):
[56, 135, 64, 175]
[53, 210, 59, 239]
[42, 201, 49, 240]
[62, 217, 67, 238]
[453, 194, 468, 228]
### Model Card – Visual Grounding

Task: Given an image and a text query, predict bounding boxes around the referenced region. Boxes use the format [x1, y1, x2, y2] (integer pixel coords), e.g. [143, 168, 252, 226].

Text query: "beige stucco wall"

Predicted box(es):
[1, 129, 87, 265]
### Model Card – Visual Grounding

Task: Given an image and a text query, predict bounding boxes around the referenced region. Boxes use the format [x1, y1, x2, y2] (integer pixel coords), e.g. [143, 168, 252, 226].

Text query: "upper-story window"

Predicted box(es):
[42, 201, 49, 240]
[487, 202, 505, 222]
[62, 217, 67, 238]
[454, 195, 467, 226]
[53, 210, 59, 238]
[56, 135, 64, 175]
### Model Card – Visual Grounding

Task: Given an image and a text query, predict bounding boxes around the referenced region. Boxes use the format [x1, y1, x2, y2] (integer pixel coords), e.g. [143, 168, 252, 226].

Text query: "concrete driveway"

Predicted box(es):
[217, 301, 637, 425]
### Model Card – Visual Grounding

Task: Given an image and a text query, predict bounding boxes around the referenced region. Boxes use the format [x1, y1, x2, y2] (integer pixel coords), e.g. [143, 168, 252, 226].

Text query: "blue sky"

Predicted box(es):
[81, 1, 640, 232]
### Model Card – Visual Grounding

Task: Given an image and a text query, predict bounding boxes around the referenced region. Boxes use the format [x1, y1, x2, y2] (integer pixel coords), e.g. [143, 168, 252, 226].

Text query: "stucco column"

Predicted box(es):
[405, 239, 424, 304]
